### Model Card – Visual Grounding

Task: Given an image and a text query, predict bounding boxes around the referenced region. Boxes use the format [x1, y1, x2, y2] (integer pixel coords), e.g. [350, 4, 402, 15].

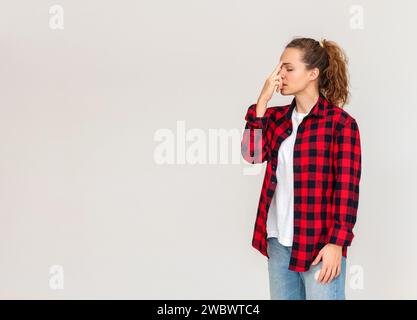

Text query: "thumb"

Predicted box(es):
[276, 76, 283, 93]
[275, 82, 280, 93]
[311, 251, 323, 266]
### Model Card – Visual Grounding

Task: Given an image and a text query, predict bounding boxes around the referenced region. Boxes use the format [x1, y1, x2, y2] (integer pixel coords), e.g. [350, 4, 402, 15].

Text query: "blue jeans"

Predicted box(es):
[267, 237, 346, 300]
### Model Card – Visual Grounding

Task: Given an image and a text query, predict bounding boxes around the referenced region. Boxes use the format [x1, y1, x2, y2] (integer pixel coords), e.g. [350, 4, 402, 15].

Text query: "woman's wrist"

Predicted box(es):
[256, 98, 268, 117]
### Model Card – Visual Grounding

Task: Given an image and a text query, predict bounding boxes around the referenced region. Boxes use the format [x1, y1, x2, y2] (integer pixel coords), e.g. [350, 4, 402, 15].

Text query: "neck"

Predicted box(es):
[295, 90, 320, 114]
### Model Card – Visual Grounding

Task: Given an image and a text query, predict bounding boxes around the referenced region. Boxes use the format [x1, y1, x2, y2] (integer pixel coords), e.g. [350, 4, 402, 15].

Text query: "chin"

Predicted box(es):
[281, 87, 298, 96]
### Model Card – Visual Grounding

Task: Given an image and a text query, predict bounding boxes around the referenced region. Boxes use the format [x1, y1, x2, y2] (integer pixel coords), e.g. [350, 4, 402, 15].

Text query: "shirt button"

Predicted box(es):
[272, 165, 277, 170]
[286, 129, 292, 134]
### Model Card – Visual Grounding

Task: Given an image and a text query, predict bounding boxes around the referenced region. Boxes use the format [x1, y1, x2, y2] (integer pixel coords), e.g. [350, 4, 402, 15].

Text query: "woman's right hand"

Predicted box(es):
[256, 61, 283, 117]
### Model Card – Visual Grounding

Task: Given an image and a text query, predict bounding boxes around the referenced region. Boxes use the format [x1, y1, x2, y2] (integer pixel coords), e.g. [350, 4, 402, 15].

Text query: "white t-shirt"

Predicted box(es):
[266, 107, 308, 246]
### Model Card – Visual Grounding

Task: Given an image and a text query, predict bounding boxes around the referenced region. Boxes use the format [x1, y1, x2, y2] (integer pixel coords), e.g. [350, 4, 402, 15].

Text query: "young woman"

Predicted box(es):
[241, 37, 362, 300]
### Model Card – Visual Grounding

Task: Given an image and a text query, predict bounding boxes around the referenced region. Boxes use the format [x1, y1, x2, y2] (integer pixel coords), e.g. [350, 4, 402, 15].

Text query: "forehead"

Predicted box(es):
[279, 47, 303, 65]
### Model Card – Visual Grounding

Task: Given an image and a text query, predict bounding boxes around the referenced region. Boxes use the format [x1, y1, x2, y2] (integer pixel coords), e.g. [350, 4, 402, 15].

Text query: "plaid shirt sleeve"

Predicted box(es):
[241, 104, 270, 164]
[328, 117, 362, 247]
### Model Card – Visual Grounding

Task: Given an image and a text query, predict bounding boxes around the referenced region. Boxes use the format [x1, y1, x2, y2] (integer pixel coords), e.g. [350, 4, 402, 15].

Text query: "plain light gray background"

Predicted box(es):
[0, 0, 416, 299]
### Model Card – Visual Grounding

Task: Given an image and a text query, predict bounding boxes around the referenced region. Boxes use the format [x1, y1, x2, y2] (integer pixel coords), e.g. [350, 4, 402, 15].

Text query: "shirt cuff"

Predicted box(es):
[244, 104, 268, 129]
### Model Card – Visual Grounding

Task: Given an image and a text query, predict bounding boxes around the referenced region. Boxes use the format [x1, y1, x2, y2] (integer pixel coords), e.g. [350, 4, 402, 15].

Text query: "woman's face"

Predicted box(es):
[278, 47, 319, 96]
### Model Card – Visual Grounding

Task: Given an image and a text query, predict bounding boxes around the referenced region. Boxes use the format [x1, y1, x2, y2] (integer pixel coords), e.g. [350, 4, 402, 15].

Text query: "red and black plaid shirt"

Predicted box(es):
[241, 93, 362, 272]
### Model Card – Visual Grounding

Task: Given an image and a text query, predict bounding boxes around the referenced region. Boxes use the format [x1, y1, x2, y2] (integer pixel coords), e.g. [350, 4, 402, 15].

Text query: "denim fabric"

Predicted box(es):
[267, 237, 346, 300]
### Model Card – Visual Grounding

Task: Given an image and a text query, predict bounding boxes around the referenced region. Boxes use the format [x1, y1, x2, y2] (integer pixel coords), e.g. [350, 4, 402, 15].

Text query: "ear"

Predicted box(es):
[309, 67, 320, 81]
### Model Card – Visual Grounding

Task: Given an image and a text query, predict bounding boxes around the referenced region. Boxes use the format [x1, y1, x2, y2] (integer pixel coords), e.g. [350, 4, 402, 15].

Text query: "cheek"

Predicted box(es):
[286, 73, 299, 85]
[289, 73, 307, 86]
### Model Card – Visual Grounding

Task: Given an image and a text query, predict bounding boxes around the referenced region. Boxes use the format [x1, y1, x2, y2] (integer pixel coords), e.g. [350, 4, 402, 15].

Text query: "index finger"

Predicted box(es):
[270, 61, 283, 77]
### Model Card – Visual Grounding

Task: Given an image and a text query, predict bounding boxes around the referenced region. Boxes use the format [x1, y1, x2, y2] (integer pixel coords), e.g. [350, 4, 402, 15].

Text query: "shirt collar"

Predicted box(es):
[285, 92, 327, 121]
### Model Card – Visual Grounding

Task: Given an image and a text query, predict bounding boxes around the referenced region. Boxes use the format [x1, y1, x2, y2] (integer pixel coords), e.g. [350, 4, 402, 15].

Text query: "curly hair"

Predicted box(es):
[285, 37, 350, 108]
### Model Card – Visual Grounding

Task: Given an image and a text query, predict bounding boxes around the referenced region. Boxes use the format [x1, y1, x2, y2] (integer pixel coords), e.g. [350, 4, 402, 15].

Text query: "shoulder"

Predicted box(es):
[325, 104, 359, 132]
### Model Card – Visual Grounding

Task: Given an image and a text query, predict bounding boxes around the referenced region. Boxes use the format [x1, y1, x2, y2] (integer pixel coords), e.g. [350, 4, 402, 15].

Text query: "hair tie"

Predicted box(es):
[319, 38, 325, 48]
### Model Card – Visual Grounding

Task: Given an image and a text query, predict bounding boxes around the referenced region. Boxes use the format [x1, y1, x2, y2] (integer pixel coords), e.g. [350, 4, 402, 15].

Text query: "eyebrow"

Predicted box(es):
[282, 63, 293, 66]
